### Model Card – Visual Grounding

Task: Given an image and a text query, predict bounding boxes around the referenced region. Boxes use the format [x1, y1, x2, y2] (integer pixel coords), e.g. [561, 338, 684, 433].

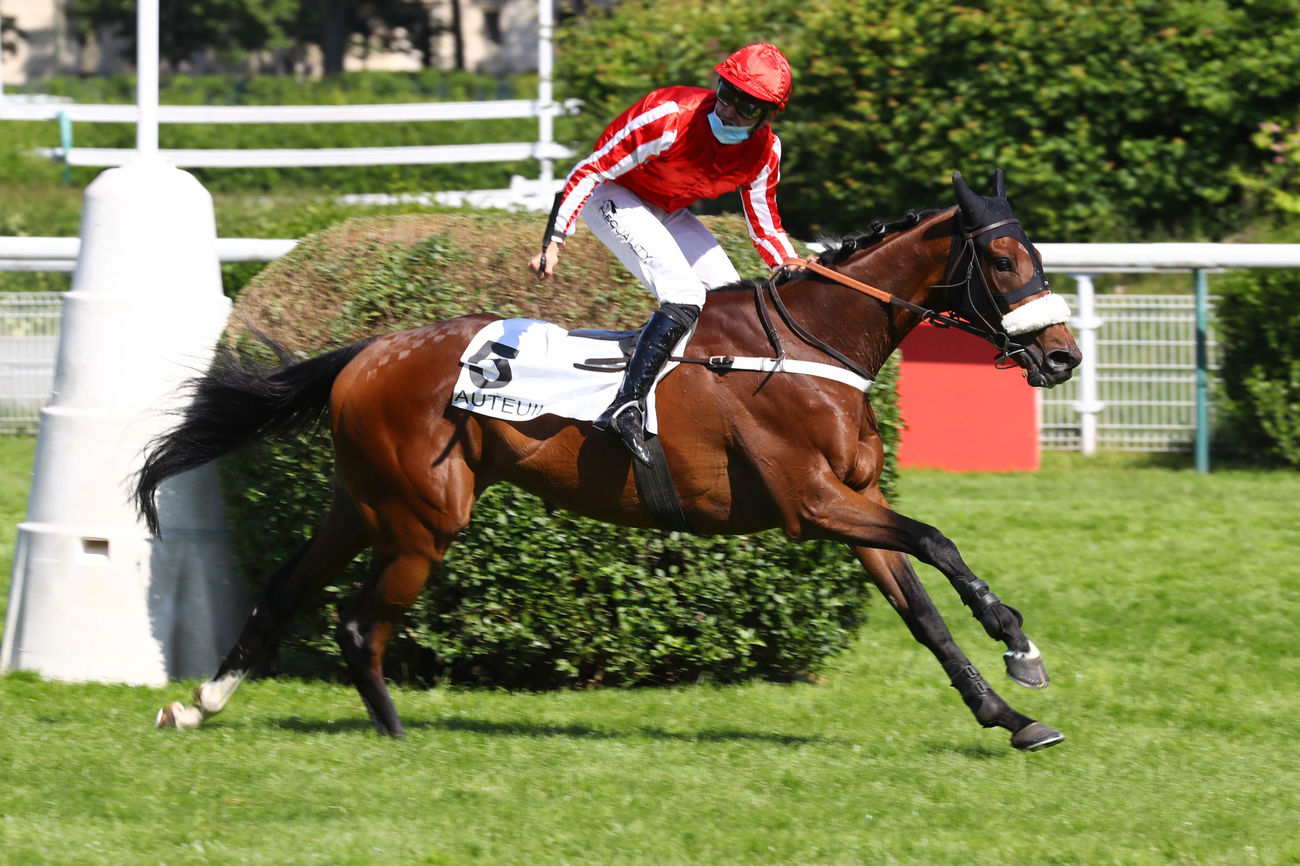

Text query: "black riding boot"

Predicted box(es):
[594, 305, 697, 465]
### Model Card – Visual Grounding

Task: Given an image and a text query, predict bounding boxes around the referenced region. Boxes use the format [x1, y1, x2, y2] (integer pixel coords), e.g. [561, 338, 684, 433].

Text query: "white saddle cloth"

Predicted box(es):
[449, 318, 681, 432]
[448, 317, 875, 431]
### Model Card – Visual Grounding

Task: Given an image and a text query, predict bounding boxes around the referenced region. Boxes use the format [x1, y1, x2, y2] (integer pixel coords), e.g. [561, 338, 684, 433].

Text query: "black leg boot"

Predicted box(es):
[594, 305, 696, 465]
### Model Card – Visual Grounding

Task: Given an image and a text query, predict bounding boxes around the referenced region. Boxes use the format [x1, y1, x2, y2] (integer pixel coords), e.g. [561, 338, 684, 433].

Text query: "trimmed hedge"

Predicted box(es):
[220, 211, 901, 687]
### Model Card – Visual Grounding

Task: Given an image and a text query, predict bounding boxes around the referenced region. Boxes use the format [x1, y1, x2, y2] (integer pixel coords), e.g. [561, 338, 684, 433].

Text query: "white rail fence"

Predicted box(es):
[0, 236, 297, 273]
[2, 243, 1297, 467]
[0, 293, 62, 434]
[1039, 292, 1220, 453]
[1, 100, 581, 170]
[0, 98, 581, 211]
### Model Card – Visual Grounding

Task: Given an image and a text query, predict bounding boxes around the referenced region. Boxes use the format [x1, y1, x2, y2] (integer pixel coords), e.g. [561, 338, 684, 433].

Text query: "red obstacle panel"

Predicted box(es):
[897, 322, 1039, 471]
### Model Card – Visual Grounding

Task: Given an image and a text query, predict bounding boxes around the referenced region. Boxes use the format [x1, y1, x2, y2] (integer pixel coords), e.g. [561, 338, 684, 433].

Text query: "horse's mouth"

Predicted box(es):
[1019, 346, 1080, 389]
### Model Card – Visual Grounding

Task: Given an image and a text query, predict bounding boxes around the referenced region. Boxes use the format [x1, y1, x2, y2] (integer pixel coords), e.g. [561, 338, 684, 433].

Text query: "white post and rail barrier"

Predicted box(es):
[2, 100, 581, 169]
[1041, 243, 1300, 472]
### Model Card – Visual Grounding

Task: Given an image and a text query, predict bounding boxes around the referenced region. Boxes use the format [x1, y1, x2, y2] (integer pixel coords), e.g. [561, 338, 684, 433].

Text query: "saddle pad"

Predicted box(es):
[449, 318, 682, 431]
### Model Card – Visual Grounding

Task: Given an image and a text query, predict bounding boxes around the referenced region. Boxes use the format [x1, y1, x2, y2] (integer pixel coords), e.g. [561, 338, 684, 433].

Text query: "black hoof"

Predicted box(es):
[1011, 721, 1064, 751]
[1004, 642, 1049, 689]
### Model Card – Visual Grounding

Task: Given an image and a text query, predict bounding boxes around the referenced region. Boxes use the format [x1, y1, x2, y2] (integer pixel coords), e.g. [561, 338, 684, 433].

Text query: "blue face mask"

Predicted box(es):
[707, 110, 753, 145]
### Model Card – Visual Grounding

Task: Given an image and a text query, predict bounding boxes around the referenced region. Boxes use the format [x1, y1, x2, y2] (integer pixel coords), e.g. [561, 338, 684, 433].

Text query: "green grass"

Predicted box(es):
[1, 448, 1298, 864]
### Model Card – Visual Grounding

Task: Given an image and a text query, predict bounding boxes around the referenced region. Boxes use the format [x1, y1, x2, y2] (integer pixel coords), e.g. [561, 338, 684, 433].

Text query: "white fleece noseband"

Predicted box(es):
[1000, 293, 1072, 336]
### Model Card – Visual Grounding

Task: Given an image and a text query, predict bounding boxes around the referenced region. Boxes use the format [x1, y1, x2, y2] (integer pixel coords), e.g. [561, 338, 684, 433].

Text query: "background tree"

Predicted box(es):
[556, 0, 1300, 243]
[1, 15, 24, 63]
[63, 0, 439, 74]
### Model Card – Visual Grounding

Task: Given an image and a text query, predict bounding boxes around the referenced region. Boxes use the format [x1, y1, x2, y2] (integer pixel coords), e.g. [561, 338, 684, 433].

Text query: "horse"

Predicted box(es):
[137, 169, 1081, 751]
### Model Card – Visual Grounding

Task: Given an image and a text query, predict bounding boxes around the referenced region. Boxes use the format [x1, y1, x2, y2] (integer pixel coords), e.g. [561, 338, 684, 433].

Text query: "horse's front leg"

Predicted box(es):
[787, 482, 1060, 749]
[852, 545, 1062, 751]
[903, 516, 1050, 690]
[812, 487, 1050, 689]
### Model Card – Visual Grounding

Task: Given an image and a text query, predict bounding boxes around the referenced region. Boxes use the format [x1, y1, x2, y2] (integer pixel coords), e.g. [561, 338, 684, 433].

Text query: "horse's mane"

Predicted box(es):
[814, 208, 945, 266]
[704, 207, 947, 296]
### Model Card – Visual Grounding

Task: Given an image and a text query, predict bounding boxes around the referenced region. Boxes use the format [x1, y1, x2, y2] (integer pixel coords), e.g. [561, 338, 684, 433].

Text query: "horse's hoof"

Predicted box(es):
[1011, 721, 1064, 751]
[155, 701, 203, 730]
[1004, 641, 1049, 689]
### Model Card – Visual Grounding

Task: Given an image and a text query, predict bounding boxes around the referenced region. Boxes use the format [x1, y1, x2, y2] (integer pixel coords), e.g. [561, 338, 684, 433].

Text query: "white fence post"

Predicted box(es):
[537, 0, 556, 184]
[1069, 274, 1104, 456]
[137, 0, 159, 155]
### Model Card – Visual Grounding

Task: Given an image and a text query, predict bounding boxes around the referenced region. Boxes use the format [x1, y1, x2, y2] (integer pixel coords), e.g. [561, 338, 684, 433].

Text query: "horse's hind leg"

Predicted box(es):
[334, 547, 444, 739]
[156, 480, 369, 730]
[853, 545, 1064, 752]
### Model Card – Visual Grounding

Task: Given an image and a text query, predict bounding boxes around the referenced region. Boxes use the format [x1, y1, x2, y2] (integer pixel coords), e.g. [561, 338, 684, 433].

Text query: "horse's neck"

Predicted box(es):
[786, 210, 957, 376]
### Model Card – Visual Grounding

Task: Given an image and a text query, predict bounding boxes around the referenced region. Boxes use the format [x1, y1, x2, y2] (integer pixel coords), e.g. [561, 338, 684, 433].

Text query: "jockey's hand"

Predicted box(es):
[529, 241, 561, 281]
[770, 253, 819, 278]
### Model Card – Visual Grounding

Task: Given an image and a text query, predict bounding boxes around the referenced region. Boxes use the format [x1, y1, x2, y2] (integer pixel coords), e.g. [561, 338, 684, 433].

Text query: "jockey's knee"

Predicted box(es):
[660, 302, 700, 327]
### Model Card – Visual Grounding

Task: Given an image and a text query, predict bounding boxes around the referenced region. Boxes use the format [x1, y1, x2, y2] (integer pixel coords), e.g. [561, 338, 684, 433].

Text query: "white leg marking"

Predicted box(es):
[194, 670, 248, 715]
[156, 701, 204, 730]
[1004, 639, 1042, 663]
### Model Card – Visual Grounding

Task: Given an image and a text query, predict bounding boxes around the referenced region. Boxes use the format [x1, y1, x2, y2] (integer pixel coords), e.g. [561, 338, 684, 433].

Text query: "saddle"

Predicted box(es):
[451, 319, 690, 530]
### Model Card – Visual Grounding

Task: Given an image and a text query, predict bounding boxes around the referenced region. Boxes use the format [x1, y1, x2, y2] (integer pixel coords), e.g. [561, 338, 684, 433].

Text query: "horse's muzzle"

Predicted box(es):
[1020, 344, 1081, 389]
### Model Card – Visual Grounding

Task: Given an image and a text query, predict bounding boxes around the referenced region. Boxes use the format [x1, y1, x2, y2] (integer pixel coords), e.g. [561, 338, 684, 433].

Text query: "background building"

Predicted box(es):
[1, 0, 545, 88]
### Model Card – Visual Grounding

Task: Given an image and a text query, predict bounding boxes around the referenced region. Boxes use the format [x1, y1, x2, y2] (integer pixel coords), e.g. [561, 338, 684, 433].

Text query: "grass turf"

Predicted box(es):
[0, 446, 1297, 864]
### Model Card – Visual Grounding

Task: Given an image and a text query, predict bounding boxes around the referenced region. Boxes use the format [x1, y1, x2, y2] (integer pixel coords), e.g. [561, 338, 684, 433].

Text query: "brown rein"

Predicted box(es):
[780, 258, 896, 305]
[776, 256, 1028, 360]
[780, 257, 944, 320]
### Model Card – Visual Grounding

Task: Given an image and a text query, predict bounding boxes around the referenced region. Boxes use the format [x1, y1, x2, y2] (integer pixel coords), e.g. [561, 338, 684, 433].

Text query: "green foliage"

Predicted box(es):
[557, 0, 1300, 242]
[1215, 267, 1300, 467]
[1234, 116, 1300, 222]
[11, 1, 1300, 246]
[871, 353, 903, 503]
[217, 213, 899, 687]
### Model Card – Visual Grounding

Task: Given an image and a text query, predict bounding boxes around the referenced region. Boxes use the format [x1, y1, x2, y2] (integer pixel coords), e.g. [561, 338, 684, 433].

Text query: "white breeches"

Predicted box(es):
[581, 182, 740, 309]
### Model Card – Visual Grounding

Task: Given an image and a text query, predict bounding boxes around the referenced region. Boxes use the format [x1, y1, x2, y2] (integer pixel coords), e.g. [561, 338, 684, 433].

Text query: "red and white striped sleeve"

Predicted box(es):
[550, 98, 682, 242]
[740, 134, 797, 268]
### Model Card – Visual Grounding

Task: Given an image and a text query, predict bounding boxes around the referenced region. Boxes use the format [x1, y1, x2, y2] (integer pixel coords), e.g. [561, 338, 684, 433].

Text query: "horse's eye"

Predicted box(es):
[994, 257, 1015, 272]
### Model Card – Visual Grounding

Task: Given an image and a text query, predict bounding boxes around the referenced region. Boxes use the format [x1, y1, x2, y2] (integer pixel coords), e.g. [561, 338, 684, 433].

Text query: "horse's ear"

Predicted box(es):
[952, 170, 981, 216]
[993, 168, 1006, 199]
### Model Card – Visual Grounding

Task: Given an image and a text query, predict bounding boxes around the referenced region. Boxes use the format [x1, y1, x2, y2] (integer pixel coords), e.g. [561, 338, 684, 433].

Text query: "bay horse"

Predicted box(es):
[138, 169, 1081, 751]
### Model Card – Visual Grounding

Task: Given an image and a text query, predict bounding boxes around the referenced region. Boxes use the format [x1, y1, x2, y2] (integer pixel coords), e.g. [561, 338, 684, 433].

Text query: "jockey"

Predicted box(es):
[529, 42, 799, 466]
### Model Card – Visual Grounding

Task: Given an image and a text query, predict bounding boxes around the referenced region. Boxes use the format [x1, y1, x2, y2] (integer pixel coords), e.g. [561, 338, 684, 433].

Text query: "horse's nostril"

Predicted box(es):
[1048, 349, 1080, 371]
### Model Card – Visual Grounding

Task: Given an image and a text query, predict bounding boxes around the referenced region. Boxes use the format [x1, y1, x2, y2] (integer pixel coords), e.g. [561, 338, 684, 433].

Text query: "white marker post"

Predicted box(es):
[0, 0, 246, 684]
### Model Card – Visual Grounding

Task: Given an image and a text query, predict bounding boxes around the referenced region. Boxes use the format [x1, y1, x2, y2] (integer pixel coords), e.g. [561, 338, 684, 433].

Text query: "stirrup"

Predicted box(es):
[593, 399, 635, 433]
[600, 403, 652, 465]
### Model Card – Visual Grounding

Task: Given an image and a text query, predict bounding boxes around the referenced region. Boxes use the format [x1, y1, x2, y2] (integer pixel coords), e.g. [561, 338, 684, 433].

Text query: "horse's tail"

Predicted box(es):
[134, 334, 377, 535]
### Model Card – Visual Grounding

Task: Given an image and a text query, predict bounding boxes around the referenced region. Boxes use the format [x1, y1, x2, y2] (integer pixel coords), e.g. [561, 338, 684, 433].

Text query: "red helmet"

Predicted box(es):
[714, 43, 791, 111]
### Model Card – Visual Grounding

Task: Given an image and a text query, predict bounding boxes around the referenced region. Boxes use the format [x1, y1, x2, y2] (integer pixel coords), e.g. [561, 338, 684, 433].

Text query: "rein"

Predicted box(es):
[777, 251, 1029, 366]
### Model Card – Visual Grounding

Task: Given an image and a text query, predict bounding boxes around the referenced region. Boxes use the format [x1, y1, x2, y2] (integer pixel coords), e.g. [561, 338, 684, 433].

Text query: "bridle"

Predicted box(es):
[934, 213, 1051, 365]
[773, 211, 1054, 373]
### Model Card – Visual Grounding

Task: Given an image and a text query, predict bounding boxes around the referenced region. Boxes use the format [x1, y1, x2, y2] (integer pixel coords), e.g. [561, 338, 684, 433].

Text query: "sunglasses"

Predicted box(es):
[715, 81, 772, 122]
